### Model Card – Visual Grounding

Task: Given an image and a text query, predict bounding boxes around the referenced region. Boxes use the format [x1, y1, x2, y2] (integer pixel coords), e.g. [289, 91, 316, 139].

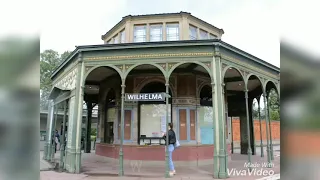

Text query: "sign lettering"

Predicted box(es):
[125, 93, 166, 101]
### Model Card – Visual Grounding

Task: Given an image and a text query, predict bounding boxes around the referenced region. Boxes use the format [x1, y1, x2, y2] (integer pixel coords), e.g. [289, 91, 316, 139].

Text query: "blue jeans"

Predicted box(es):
[168, 144, 175, 171]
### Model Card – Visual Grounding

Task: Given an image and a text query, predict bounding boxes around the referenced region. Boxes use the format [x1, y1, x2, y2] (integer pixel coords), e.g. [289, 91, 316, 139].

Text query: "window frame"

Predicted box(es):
[150, 24, 163, 42]
[209, 33, 217, 39]
[120, 29, 126, 43]
[189, 25, 198, 40]
[199, 29, 208, 40]
[166, 23, 180, 41]
[113, 35, 119, 44]
[133, 24, 147, 42]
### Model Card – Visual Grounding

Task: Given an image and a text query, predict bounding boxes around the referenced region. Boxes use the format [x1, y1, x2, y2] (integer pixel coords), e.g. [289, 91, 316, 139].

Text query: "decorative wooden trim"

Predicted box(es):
[52, 61, 78, 85]
[84, 52, 214, 61]
[221, 55, 279, 80]
[53, 67, 78, 90]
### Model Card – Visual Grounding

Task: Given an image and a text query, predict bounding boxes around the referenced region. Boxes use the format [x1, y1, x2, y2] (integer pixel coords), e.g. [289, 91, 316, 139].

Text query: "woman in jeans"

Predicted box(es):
[163, 123, 176, 176]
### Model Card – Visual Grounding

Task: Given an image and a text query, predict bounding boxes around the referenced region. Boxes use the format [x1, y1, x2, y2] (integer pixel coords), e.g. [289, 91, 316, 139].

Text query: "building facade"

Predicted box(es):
[44, 12, 280, 179]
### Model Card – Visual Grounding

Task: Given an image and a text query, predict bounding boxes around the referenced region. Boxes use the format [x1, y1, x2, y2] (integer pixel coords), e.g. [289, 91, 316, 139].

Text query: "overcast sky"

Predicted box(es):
[2, 0, 320, 68]
[37, 0, 281, 67]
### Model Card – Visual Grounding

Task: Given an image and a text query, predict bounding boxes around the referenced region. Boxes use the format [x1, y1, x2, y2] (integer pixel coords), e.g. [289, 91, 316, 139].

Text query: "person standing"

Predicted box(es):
[163, 123, 177, 176]
[54, 130, 60, 152]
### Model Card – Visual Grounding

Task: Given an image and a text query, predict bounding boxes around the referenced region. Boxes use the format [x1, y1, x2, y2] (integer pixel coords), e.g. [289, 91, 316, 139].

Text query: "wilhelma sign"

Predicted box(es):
[125, 93, 166, 101]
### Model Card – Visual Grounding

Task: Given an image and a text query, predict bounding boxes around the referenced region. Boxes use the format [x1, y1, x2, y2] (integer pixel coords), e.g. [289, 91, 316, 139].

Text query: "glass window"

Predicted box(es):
[200, 29, 208, 39]
[114, 35, 119, 44]
[140, 104, 171, 144]
[209, 34, 217, 39]
[134, 25, 146, 42]
[166, 23, 179, 41]
[189, 25, 197, 40]
[120, 30, 126, 43]
[150, 24, 162, 42]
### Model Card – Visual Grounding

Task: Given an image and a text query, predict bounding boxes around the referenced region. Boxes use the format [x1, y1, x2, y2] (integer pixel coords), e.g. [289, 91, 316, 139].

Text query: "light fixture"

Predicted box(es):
[89, 86, 92, 89]
[229, 68, 232, 70]
[238, 83, 241, 86]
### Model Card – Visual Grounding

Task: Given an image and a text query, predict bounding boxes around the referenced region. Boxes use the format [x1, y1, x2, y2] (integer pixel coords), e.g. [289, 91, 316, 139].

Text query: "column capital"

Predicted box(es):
[165, 83, 169, 87]
[121, 84, 126, 88]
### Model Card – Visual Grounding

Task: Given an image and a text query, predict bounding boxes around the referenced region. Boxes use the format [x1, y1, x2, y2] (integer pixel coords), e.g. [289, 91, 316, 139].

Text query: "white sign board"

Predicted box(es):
[125, 93, 166, 101]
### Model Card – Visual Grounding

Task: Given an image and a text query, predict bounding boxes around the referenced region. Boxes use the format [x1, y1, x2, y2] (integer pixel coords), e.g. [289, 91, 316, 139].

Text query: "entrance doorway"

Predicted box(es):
[137, 81, 173, 145]
[106, 122, 114, 144]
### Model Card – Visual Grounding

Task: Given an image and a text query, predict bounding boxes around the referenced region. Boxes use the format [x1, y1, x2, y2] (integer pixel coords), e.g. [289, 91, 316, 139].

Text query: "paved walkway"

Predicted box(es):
[40, 145, 280, 180]
[40, 153, 54, 171]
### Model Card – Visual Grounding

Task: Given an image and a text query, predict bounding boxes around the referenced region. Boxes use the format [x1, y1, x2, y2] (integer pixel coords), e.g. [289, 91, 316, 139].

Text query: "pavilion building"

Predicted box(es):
[44, 12, 280, 179]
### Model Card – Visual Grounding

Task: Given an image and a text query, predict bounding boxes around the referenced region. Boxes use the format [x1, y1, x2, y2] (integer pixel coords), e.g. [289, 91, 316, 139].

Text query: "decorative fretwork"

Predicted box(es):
[157, 63, 166, 69]
[205, 62, 212, 69]
[125, 64, 134, 70]
[221, 55, 279, 80]
[85, 66, 93, 73]
[116, 65, 123, 71]
[168, 63, 177, 71]
[221, 63, 228, 70]
[54, 68, 77, 90]
[84, 52, 214, 61]
[172, 98, 197, 105]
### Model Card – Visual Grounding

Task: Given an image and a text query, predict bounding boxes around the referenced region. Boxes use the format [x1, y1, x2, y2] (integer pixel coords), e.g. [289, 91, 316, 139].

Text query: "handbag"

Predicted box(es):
[174, 139, 180, 148]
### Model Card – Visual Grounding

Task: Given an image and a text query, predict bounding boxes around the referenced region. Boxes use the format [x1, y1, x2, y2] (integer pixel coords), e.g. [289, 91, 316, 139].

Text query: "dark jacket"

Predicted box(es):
[163, 129, 176, 145]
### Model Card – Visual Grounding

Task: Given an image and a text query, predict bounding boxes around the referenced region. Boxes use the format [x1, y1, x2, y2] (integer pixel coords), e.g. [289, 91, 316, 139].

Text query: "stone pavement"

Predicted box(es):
[40, 153, 54, 171]
[40, 145, 280, 180]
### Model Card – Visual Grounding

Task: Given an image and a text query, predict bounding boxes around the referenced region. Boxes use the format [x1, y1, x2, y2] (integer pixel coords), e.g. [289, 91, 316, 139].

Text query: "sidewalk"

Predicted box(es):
[40, 146, 280, 180]
[232, 140, 280, 149]
[40, 153, 54, 171]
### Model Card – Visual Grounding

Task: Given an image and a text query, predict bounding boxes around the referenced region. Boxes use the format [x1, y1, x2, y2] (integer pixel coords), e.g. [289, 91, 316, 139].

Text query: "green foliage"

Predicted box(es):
[90, 128, 97, 136]
[268, 89, 280, 121]
[90, 136, 96, 141]
[270, 110, 280, 121]
[40, 50, 72, 110]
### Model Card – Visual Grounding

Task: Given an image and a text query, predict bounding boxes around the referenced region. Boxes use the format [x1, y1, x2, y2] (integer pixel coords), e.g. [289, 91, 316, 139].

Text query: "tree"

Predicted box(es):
[252, 100, 259, 119]
[40, 50, 72, 110]
[268, 89, 280, 121]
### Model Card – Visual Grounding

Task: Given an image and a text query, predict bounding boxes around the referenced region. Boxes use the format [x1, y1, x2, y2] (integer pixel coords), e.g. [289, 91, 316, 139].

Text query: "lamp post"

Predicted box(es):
[119, 83, 126, 176]
[165, 83, 170, 178]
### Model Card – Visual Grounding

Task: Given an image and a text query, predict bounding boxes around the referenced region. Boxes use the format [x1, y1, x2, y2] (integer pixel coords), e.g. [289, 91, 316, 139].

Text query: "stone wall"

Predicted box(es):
[232, 118, 280, 142]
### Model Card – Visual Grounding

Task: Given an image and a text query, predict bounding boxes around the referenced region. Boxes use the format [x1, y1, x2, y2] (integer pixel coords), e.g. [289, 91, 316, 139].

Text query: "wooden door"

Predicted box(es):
[179, 109, 187, 140]
[124, 110, 131, 140]
[190, 109, 196, 140]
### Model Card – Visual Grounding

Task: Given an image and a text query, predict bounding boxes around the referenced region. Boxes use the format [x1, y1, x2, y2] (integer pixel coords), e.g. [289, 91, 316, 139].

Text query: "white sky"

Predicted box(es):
[1, 0, 319, 67]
